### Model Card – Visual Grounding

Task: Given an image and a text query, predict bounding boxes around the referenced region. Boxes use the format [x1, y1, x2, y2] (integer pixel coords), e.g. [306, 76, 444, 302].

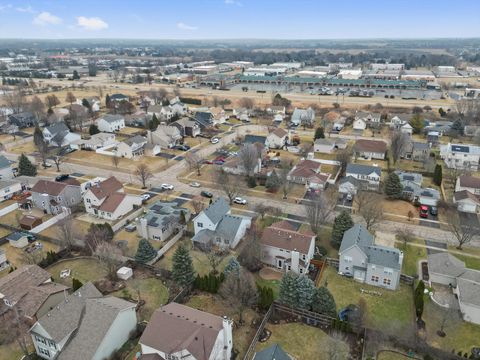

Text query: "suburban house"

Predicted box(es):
[138, 200, 191, 241]
[428, 253, 480, 325]
[427, 131, 440, 146]
[72, 132, 117, 150]
[454, 190, 480, 213]
[147, 104, 175, 122]
[116, 135, 148, 158]
[287, 159, 330, 190]
[97, 114, 125, 133]
[83, 176, 142, 220]
[266, 106, 286, 115]
[290, 107, 315, 127]
[401, 123, 413, 136]
[314, 138, 336, 154]
[139, 302, 233, 360]
[194, 111, 215, 129]
[395, 170, 440, 206]
[345, 164, 381, 190]
[402, 141, 430, 161]
[0, 155, 16, 180]
[338, 176, 369, 196]
[266, 128, 288, 149]
[222, 156, 262, 176]
[260, 220, 315, 275]
[172, 117, 201, 137]
[353, 118, 367, 132]
[109, 93, 129, 103]
[147, 125, 182, 149]
[355, 111, 382, 127]
[210, 107, 228, 124]
[31, 179, 82, 215]
[0, 265, 69, 321]
[30, 282, 137, 360]
[77, 97, 100, 112]
[192, 197, 252, 250]
[253, 344, 290, 360]
[0, 179, 22, 201]
[169, 96, 188, 116]
[353, 139, 387, 160]
[339, 224, 403, 290]
[42, 122, 81, 147]
[233, 107, 252, 122]
[8, 112, 37, 128]
[244, 135, 268, 149]
[455, 175, 480, 195]
[125, 111, 148, 128]
[440, 143, 480, 170]
[389, 114, 410, 129]
[7, 232, 30, 248]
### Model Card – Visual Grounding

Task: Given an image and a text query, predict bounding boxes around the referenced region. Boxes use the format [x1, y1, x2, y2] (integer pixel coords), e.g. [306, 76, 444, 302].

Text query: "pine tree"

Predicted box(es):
[105, 94, 111, 108]
[179, 210, 186, 225]
[331, 211, 354, 248]
[296, 275, 316, 309]
[72, 278, 84, 292]
[311, 287, 337, 317]
[149, 113, 159, 130]
[384, 172, 403, 199]
[33, 125, 43, 148]
[415, 281, 425, 320]
[265, 170, 281, 191]
[314, 127, 325, 140]
[89, 124, 100, 135]
[433, 164, 442, 186]
[279, 272, 298, 307]
[18, 153, 37, 176]
[135, 239, 157, 264]
[171, 244, 195, 287]
[409, 114, 425, 134]
[223, 257, 240, 277]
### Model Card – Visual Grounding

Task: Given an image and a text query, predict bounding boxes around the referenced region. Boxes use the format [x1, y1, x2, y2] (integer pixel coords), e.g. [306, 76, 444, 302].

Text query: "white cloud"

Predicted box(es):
[16, 5, 34, 13]
[76, 16, 108, 31]
[224, 0, 242, 6]
[177, 22, 198, 31]
[33, 12, 62, 26]
[0, 4, 12, 12]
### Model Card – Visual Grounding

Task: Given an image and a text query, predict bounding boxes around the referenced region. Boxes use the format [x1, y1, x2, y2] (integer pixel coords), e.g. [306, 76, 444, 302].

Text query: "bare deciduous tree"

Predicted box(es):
[65, 92, 76, 106]
[94, 242, 122, 280]
[278, 159, 293, 199]
[390, 130, 409, 165]
[29, 96, 45, 121]
[336, 148, 352, 174]
[111, 154, 120, 168]
[444, 204, 479, 250]
[238, 144, 260, 177]
[4, 88, 26, 114]
[304, 189, 335, 235]
[191, 196, 205, 215]
[134, 163, 153, 189]
[185, 152, 203, 176]
[355, 191, 384, 230]
[36, 139, 49, 168]
[238, 97, 255, 109]
[396, 227, 414, 249]
[45, 94, 60, 109]
[0, 308, 31, 357]
[215, 168, 241, 204]
[319, 331, 350, 360]
[56, 216, 76, 252]
[299, 143, 313, 159]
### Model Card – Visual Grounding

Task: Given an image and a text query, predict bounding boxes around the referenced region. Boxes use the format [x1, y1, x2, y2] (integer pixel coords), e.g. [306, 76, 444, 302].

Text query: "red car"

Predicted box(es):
[419, 205, 429, 218]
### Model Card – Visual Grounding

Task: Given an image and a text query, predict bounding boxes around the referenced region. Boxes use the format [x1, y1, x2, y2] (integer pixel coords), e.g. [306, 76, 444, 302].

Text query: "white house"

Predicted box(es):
[71, 132, 117, 150]
[454, 190, 480, 213]
[266, 128, 288, 149]
[83, 176, 142, 221]
[77, 97, 100, 112]
[353, 118, 366, 131]
[260, 220, 315, 275]
[97, 114, 125, 133]
[192, 198, 251, 250]
[30, 282, 137, 360]
[0, 155, 16, 180]
[0, 179, 22, 201]
[338, 176, 369, 196]
[115, 135, 147, 159]
[440, 143, 480, 171]
[314, 138, 336, 154]
[401, 123, 413, 136]
[140, 303, 233, 360]
[7, 232, 29, 248]
[354, 139, 387, 160]
[345, 163, 381, 190]
[42, 122, 81, 147]
[291, 107, 315, 127]
[222, 157, 262, 176]
[455, 175, 480, 195]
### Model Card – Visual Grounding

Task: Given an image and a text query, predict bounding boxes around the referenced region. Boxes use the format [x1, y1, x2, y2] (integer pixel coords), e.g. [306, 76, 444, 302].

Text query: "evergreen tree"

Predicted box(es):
[18, 153, 37, 176]
[33, 125, 43, 148]
[82, 98, 91, 110]
[179, 210, 186, 225]
[279, 272, 315, 309]
[384, 172, 403, 199]
[433, 164, 442, 186]
[149, 113, 159, 130]
[409, 114, 425, 134]
[72, 278, 84, 292]
[105, 94, 111, 108]
[172, 244, 195, 287]
[223, 257, 241, 277]
[331, 211, 354, 248]
[296, 275, 316, 309]
[89, 124, 100, 135]
[311, 287, 337, 317]
[135, 239, 157, 264]
[72, 70, 80, 80]
[314, 127, 325, 140]
[415, 281, 425, 320]
[265, 170, 281, 191]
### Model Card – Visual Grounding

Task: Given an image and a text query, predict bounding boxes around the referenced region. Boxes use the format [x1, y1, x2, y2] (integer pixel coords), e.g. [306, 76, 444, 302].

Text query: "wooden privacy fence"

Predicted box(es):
[242, 305, 273, 360]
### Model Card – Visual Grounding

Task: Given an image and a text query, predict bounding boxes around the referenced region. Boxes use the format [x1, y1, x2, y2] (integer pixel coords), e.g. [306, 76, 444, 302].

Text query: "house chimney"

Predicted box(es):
[291, 251, 300, 273]
[398, 251, 404, 266]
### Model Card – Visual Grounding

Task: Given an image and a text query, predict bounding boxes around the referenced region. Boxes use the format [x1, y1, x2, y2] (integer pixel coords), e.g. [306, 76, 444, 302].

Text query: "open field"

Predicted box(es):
[46, 257, 107, 286]
[255, 322, 349, 359]
[395, 242, 427, 276]
[321, 266, 415, 335]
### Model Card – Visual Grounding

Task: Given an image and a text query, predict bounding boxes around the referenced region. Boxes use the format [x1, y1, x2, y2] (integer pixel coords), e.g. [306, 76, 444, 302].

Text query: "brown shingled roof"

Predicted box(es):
[17, 282, 69, 319]
[354, 139, 387, 153]
[89, 176, 123, 200]
[261, 223, 315, 254]
[98, 192, 127, 213]
[459, 175, 480, 189]
[31, 180, 67, 196]
[271, 127, 288, 138]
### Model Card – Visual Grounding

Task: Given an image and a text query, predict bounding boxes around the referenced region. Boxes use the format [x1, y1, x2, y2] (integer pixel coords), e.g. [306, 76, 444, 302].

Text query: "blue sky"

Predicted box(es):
[0, 0, 479, 39]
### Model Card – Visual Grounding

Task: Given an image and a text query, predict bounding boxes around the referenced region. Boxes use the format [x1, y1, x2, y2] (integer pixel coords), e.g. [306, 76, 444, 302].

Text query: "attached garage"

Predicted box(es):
[454, 190, 480, 213]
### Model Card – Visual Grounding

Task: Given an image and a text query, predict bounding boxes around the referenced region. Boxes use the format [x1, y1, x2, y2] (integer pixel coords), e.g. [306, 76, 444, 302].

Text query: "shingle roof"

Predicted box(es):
[244, 135, 267, 145]
[261, 222, 314, 254]
[31, 180, 68, 196]
[364, 245, 401, 270]
[124, 135, 147, 146]
[270, 128, 288, 138]
[0, 265, 51, 306]
[458, 175, 480, 189]
[89, 176, 123, 200]
[140, 303, 224, 360]
[428, 253, 466, 277]
[0, 155, 14, 169]
[354, 139, 387, 154]
[339, 224, 374, 253]
[254, 344, 290, 360]
[202, 197, 230, 225]
[98, 192, 127, 213]
[16, 282, 69, 319]
[346, 163, 381, 177]
[215, 215, 245, 243]
[454, 190, 480, 203]
[45, 122, 69, 136]
[100, 114, 124, 123]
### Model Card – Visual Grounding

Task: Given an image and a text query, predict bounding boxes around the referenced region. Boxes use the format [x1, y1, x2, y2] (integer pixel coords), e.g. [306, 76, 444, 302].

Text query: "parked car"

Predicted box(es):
[233, 197, 247, 205]
[419, 205, 429, 218]
[430, 206, 438, 216]
[161, 183, 174, 190]
[55, 174, 70, 182]
[125, 223, 136, 232]
[175, 144, 190, 151]
[202, 160, 213, 165]
[190, 182, 201, 188]
[141, 193, 151, 201]
[211, 137, 219, 144]
[200, 190, 213, 198]
[42, 162, 53, 168]
[213, 160, 224, 165]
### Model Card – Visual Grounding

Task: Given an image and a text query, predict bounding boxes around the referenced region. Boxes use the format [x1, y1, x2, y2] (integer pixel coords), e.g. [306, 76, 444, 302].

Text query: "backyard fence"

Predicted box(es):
[30, 207, 71, 234]
[0, 202, 19, 217]
[112, 207, 145, 232]
[147, 227, 185, 265]
[243, 305, 274, 360]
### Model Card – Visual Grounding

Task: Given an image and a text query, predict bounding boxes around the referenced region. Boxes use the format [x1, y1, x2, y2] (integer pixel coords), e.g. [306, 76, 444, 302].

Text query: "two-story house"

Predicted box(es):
[266, 128, 288, 149]
[42, 122, 81, 147]
[97, 114, 125, 133]
[138, 200, 191, 241]
[147, 125, 182, 149]
[401, 141, 430, 161]
[30, 282, 137, 360]
[8, 112, 37, 128]
[345, 164, 381, 190]
[440, 143, 480, 170]
[338, 224, 403, 290]
[353, 139, 387, 160]
[287, 159, 330, 191]
[0, 155, 16, 180]
[260, 220, 315, 275]
[115, 135, 147, 159]
[31, 179, 82, 215]
[77, 97, 100, 113]
[192, 197, 251, 250]
[83, 176, 142, 221]
[0, 179, 22, 201]
[140, 303, 232, 360]
[290, 107, 315, 127]
[172, 117, 201, 138]
[455, 175, 480, 195]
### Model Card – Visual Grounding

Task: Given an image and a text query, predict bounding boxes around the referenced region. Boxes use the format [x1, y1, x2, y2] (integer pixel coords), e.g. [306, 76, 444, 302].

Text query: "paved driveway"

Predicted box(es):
[425, 239, 447, 254]
[459, 212, 480, 229]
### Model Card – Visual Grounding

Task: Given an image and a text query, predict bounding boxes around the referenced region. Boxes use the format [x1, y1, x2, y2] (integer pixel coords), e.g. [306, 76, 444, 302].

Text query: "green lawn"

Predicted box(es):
[47, 258, 107, 287]
[377, 350, 418, 360]
[255, 322, 349, 360]
[395, 243, 427, 277]
[423, 299, 480, 354]
[321, 266, 415, 335]
[453, 254, 480, 271]
[0, 342, 26, 360]
[254, 275, 280, 299]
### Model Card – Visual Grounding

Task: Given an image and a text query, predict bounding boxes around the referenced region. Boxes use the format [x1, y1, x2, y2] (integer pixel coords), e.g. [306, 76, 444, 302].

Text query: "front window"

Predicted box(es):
[383, 278, 391, 286]
[371, 276, 379, 283]
[197, 222, 203, 228]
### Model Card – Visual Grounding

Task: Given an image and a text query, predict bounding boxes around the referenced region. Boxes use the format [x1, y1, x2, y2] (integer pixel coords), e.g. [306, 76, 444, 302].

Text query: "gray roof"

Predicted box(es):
[0, 155, 13, 169]
[244, 135, 267, 145]
[125, 134, 147, 146]
[457, 278, 480, 307]
[202, 197, 230, 225]
[346, 163, 381, 177]
[191, 229, 217, 245]
[254, 344, 290, 360]
[314, 138, 335, 146]
[339, 175, 362, 187]
[428, 253, 466, 278]
[215, 214, 245, 242]
[101, 114, 124, 123]
[7, 232, 26, 241]
[291, 108, 314, 122]
[339, 224, 374, 253]
[412, 141, 429, 151]
[145, 200, 188, 228]
[57, 296, 135, 360]
[45, 122, 69, 136]
[395, 170, 423, 186]
[34, 282, 102, 343]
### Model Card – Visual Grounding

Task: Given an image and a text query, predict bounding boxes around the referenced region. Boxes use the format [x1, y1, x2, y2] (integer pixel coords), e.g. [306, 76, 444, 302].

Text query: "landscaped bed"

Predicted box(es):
[320, 266, 415, 335]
